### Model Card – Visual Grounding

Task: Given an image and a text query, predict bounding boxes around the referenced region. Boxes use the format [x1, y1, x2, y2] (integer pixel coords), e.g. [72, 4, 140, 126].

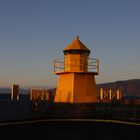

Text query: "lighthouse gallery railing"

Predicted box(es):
[54, 58, 99, 74]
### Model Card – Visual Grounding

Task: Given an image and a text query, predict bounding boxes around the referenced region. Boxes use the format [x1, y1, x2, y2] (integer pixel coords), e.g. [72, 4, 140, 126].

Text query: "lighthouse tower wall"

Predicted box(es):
[54, 73, 97, 103]
[74, 74, 97, 103]
[54, 73, 74, 102]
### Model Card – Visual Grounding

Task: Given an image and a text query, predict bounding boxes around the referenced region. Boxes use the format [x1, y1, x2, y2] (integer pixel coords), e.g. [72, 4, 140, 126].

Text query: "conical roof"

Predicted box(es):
[63, 36, 90, 51]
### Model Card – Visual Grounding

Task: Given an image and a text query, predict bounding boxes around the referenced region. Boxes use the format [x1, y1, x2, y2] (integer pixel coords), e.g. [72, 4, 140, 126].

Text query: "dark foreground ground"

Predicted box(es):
[0, 120, 140, 140]
[0, 101, 140, 139]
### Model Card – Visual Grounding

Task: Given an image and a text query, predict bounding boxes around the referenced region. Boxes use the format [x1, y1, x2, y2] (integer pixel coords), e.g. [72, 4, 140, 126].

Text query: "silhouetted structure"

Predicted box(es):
[11, 84, 19, 100]
[98, 88, 122, 103]
[30, 88, 51, 101]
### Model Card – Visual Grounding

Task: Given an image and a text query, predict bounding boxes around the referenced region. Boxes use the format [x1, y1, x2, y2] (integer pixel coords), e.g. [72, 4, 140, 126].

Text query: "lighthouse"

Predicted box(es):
[54, 36, 99, 103]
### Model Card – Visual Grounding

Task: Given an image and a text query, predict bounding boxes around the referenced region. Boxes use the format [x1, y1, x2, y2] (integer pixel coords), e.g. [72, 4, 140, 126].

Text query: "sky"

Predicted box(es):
[0, 0, 140, 88]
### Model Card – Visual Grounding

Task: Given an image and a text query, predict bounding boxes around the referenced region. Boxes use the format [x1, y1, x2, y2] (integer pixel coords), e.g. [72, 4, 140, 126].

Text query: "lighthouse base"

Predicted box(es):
[54, 73, 97, 103]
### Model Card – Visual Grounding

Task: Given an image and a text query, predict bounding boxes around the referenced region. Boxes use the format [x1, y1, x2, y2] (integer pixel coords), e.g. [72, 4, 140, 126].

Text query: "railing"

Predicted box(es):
[98, 89, 122, 100]
[88, 58, 99, 73]
[54, 58, 99, 74]
[54, 59, 64, 73]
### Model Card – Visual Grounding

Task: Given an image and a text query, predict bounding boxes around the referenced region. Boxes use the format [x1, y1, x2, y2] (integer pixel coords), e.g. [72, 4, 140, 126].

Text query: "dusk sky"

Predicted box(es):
[0, 0, 140, 88]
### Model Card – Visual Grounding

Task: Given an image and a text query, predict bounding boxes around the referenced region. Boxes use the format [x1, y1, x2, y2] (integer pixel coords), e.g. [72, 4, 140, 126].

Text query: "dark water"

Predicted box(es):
[0, 120, 139, 140]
